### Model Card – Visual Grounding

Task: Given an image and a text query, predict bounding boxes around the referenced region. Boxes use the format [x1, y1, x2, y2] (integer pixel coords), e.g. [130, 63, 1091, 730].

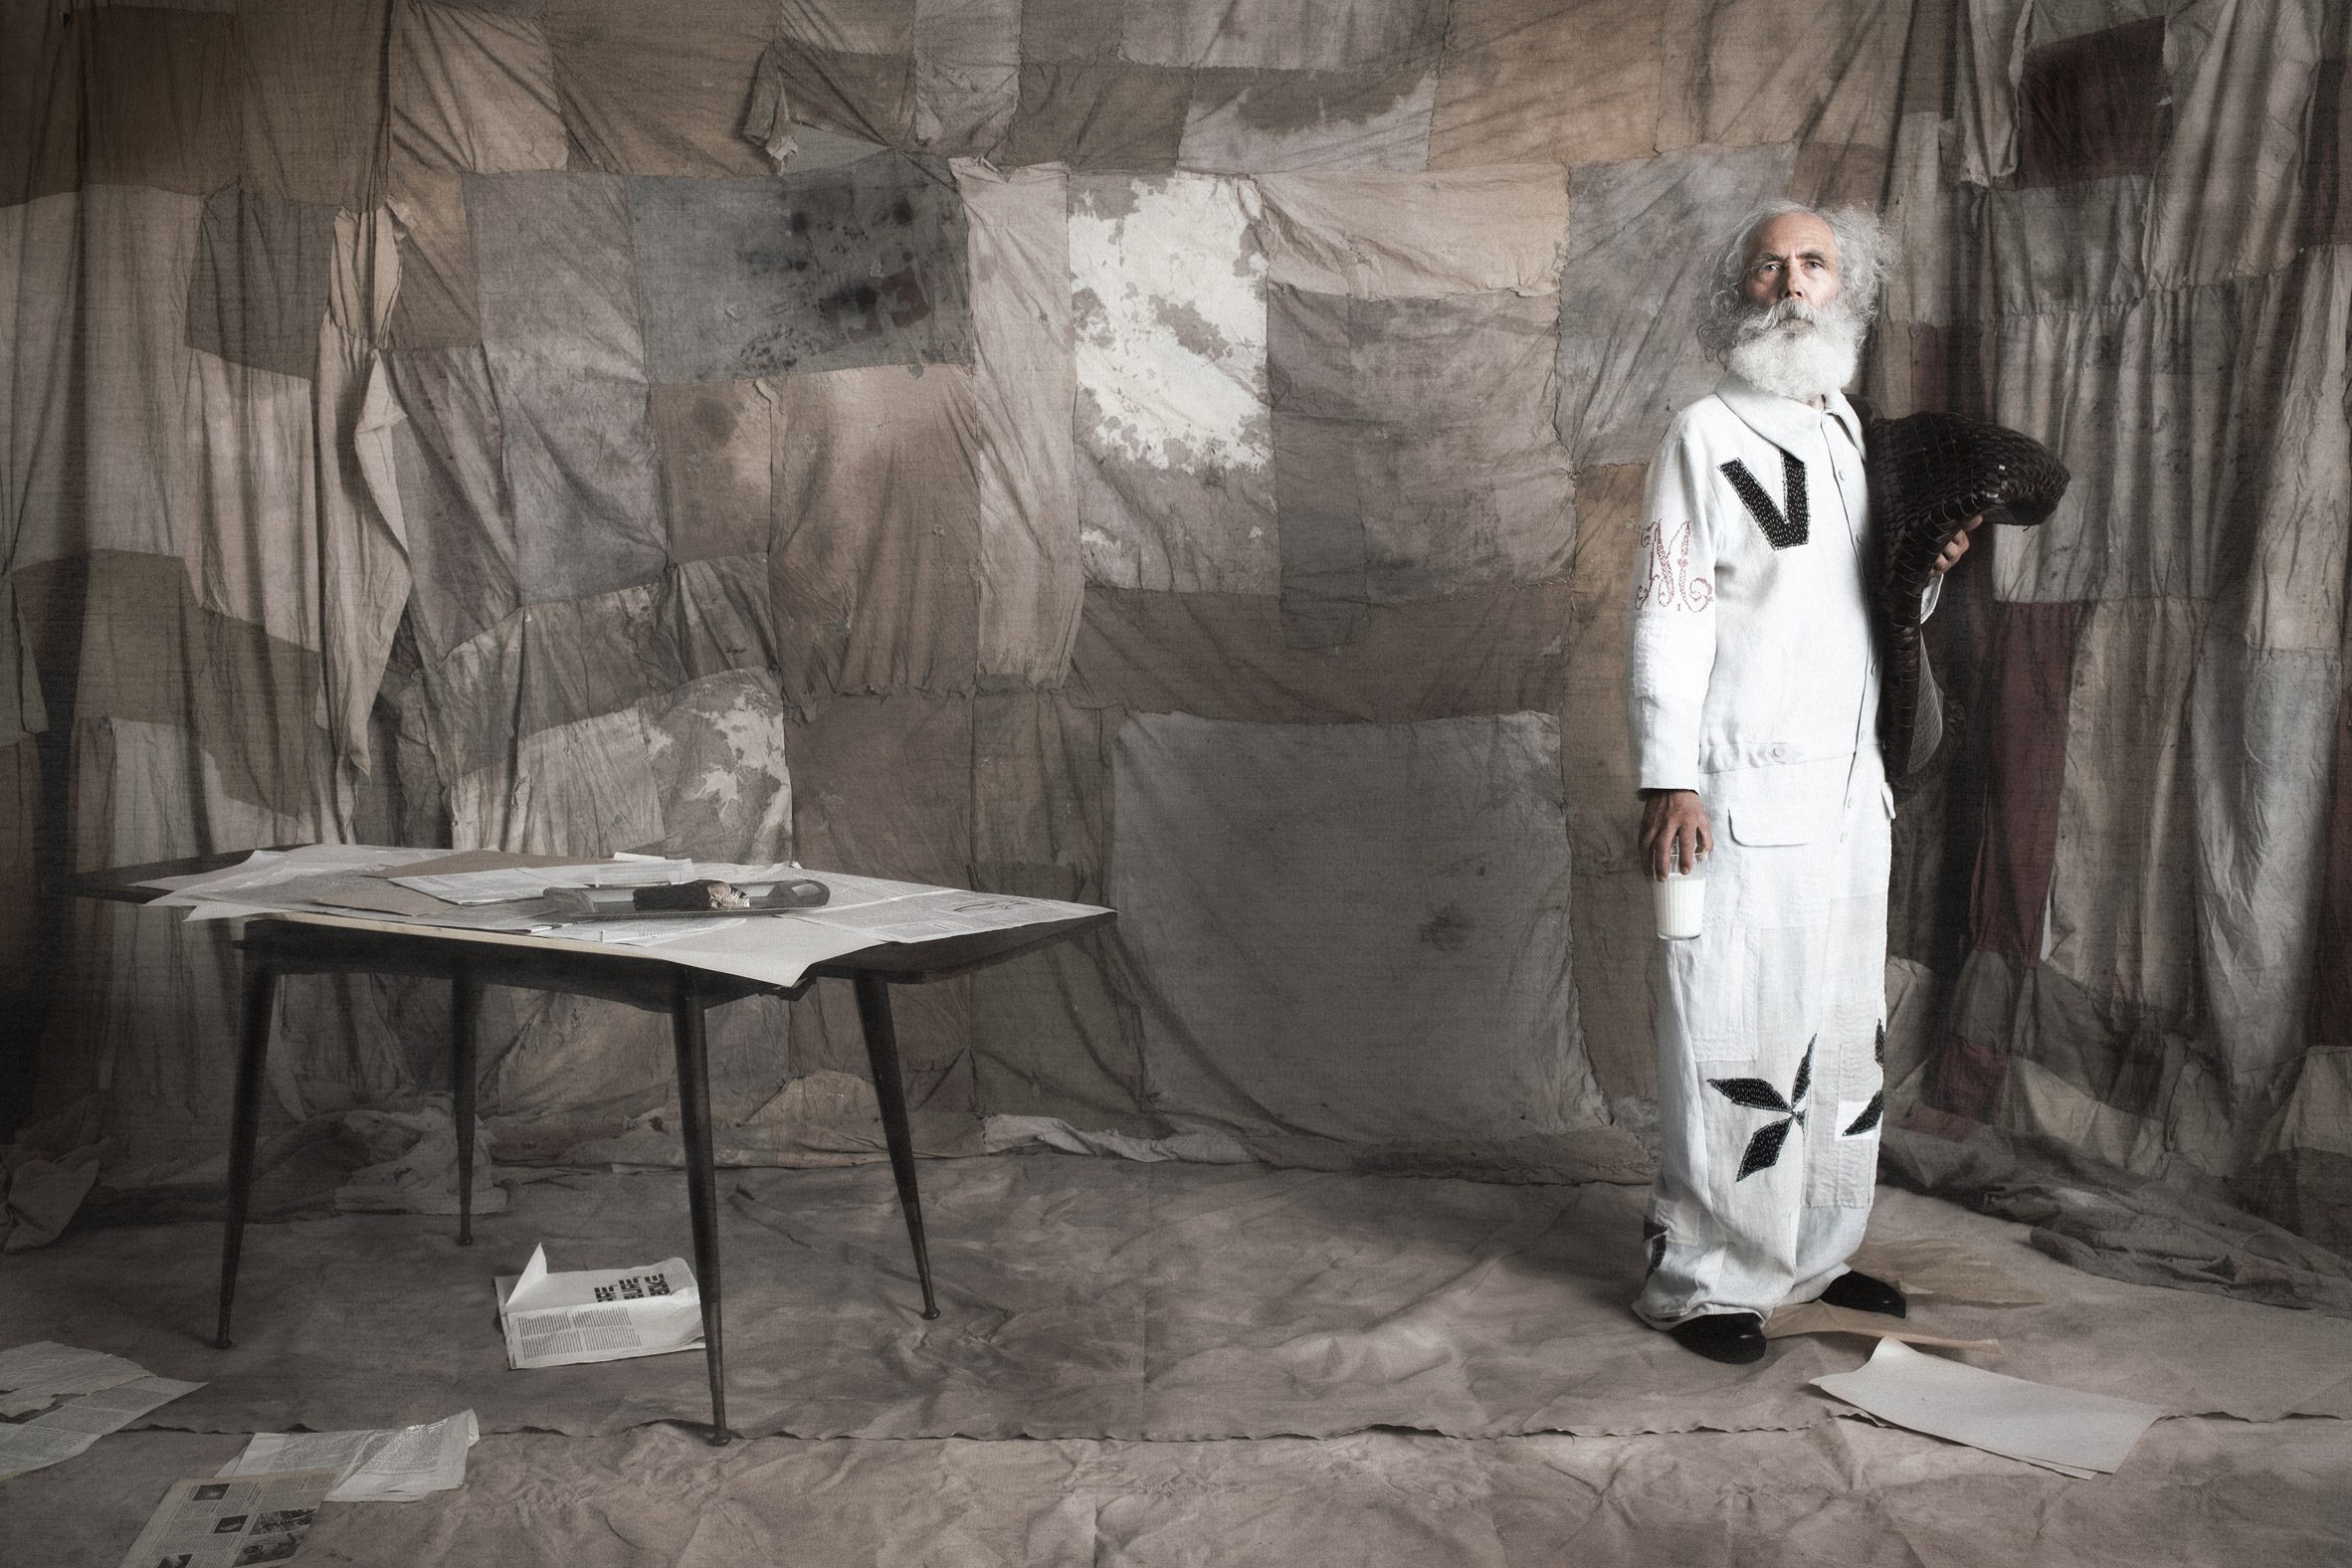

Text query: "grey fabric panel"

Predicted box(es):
[185, 186, 338, 380]
[2146, 0, 2321, 285]
[2046, 598, 2209, 1038]
[967, 692, 1159, 1133]
[2189, 641, 2341, 1089]
[237, 0, 390, 206]
[1257, 167, 1570, 300]
[1070, 581, 1572, 725]
[1015, 0, 1122, 63]
[766, 364, 982, 699]
[540, 0, 778, 176]
[385, 345, 520, 662]
[778, 0, 916, 56]
[1428, 0, 1666, 168]
[1271, 406, 1369, 647]
[415, 560, 775, 789]
[959, 161, 1083, 687]
[912, 0, 1020, 155]
[1988, 251, 2351, 639]
[1653, 0, 1908, 154]
[484, 356, 671, 602]
[1177, 64, 1438, 174]
[629, 155, 973, 383]
[648, 378, 775, 565]
[1270, 287, 1574, 645]
[1117, 0, 1448, 72]
[467, 171, 667, 602]
[744, 35, 921, 151]
[1981, 177, 2150, 314]
[467, 170, 647, 357]
[1555, 140, 1797, 467]
[390, 0, 568, 176]
[1110, 712, 1600, 1145]
[1000, 63, 1193, 171]
[70, 6, 243, 198]
[781, 690, 975, 1105]
[384, 170, 484, 351]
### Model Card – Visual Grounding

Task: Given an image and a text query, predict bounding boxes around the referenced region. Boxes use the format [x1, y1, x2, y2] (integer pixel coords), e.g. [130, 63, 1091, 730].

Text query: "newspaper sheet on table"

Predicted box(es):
[1810, 1336, 2163, 1476]
[495, 1246, 703, 1369]
[141, 846, 452, 919]
[0, 1370, 206, 1480]
[114, 1468, 338, 1568]
[219, 1410, 479, 1502]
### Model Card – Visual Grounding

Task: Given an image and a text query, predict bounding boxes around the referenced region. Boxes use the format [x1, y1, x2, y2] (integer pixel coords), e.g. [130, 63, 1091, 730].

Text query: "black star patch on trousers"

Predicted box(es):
[1707, 1038, 1813, 1180]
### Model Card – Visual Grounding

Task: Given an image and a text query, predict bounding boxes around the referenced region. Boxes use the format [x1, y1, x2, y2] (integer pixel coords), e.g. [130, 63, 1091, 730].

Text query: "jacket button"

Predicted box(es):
[1769, 743, 1789, 760]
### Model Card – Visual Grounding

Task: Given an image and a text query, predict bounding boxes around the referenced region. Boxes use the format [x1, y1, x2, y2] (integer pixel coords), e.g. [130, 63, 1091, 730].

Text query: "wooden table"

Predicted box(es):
[67, 853, 1111, 1444]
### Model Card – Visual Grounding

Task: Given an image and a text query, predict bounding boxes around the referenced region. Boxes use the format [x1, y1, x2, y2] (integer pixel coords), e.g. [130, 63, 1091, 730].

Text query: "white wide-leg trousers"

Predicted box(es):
[1635, 750, 1892, 1327]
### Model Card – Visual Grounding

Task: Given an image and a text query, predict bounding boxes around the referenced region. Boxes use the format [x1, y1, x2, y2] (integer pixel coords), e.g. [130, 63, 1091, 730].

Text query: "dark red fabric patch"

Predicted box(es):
[2302, 57, 2352, 246]
[1926, 1033, 2007, 1123]
[1966, 600, 2080, 964]
[2308, 689, 2352, 1054]
[2015, 16, 2170, 187]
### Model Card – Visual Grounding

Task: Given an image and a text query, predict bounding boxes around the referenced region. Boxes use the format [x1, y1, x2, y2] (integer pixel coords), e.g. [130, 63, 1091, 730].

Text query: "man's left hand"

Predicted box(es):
[1932, 514, 1984, 574]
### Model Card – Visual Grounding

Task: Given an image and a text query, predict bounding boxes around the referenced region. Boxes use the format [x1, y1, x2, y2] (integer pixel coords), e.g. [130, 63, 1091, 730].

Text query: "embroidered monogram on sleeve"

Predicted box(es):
[1633, 519, 1714, 612]
[1718, 453, 1809, 548]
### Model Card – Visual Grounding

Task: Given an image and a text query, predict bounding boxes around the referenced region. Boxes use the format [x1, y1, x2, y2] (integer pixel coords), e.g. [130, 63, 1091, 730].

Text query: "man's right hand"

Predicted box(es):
[1639, 789, 1712, 881]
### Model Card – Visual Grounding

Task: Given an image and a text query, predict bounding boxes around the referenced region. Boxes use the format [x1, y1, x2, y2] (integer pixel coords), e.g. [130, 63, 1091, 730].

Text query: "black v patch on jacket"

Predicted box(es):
[1719, 453, 1809, 548]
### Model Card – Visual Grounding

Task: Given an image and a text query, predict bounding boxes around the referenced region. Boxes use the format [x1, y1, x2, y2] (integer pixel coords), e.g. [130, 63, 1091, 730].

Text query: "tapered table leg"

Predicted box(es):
[218, 962, 280, 1349]
[852, 973, 938, 1319]
[670, 969, 729, 1445]
[451, 970, 484, 1246]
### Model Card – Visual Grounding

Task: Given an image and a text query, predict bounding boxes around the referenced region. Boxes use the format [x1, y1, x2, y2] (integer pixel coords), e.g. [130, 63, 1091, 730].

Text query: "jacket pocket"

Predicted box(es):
[1726, 800, 1833, 846]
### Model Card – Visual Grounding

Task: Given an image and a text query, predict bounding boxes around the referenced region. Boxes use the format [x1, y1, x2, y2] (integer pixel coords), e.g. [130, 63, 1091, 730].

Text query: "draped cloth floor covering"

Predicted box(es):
[2, 1158, 2350, 1564]
[2, 0, 2348, 1312]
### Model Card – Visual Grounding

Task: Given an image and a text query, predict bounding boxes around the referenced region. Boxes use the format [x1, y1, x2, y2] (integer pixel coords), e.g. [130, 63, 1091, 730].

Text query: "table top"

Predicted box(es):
[60, 850, 1113, 992]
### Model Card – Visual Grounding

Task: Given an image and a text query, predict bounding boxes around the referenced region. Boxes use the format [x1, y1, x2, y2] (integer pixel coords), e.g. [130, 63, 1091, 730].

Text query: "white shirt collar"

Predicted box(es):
[1715, 372, 1865, 458]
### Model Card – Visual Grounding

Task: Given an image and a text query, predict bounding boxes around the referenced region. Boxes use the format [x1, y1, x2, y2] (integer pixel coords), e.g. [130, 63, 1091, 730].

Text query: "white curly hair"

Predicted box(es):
[1695, 202, 1890, 362]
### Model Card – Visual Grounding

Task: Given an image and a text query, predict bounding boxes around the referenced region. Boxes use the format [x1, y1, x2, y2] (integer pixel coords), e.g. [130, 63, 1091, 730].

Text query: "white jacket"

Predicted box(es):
[1625, 374, 1937, 794]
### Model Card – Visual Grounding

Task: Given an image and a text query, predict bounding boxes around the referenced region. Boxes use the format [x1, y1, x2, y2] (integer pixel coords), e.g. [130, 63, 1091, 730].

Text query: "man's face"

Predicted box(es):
[1739, 211, 1842, 313]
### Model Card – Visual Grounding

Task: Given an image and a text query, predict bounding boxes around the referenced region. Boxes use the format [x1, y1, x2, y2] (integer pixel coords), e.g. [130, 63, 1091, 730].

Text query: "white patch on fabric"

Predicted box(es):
[1836, 1097, 1876, 1139]
[682, 690, 793, 815]
[1069, 175, 1271, 474]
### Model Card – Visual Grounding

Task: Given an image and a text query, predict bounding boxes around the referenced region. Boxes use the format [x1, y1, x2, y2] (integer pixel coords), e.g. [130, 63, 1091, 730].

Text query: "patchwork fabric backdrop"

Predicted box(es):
[1, 0, 2345, 1253]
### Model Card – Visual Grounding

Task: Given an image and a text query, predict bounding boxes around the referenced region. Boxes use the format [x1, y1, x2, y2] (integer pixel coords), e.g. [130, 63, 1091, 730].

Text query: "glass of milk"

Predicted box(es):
[1655, 860, 1706, 939]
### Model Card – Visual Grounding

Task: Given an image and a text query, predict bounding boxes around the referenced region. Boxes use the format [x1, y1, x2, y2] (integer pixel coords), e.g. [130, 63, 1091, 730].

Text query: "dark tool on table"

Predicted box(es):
[541, 877, 832, 919]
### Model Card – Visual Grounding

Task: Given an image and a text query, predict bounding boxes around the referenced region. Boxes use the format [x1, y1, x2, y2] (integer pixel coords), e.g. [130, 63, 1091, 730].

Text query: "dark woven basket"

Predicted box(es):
[1863, 410, 2070, 782]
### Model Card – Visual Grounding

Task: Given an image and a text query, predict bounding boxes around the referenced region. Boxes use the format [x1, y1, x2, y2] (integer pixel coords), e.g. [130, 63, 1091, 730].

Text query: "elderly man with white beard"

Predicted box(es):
[1624, 204, 1978, 1365]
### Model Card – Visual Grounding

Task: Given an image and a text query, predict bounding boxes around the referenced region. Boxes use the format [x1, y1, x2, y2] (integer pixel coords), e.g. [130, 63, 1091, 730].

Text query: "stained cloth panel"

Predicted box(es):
[1176, 64, 1440, 174]
[1109, 712, 1598, 1146]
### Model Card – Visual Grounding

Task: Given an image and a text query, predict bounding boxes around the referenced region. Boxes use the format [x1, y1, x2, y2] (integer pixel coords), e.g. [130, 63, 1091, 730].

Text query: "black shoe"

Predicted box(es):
[1666, 1312, 1767, 1365]
[1820, 1270, 1907, 1318]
